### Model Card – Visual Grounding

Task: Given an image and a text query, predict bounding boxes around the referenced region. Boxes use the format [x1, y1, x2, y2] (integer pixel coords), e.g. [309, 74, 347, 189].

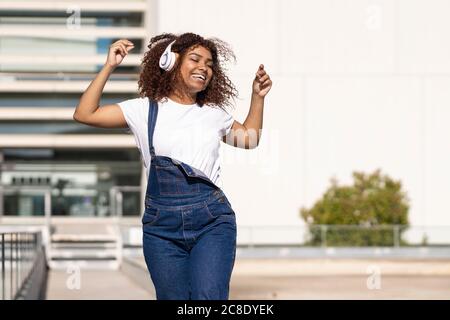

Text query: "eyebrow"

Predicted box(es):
[189, 53, 213, 63]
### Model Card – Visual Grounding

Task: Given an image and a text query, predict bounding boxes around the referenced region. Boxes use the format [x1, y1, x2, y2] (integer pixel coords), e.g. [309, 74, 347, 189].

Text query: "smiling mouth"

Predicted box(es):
[191, 74, 206, 83]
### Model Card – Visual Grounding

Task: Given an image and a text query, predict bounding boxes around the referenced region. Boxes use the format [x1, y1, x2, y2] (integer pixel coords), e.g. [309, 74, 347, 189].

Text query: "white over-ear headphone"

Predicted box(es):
[159, 40, 177, 71]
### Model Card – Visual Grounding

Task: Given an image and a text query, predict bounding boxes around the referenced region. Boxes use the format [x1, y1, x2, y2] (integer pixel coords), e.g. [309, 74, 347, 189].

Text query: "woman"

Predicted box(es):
[73, 32, 272, 300]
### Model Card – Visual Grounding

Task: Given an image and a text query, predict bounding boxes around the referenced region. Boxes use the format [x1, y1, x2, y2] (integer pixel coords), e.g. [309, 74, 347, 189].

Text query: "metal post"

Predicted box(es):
[29, 233, 33, 275]
[393, 225, 400, 248]
[0, 185, 4, 218]
[18, 233, 21, 292]
[109, 187, 116, 217]
[32, 233, 37, 273]
[27, 233, 30, 279]
[321, 225, 327, 248]
[2, 234, 5, 300]
[0, 151, 4, 218]
[116, 191, 123, 218]
[10, 233, 13, 299]
[15, 233, 18, 299]
[45, 189, 51, 235]
[23, 234, 27, 281]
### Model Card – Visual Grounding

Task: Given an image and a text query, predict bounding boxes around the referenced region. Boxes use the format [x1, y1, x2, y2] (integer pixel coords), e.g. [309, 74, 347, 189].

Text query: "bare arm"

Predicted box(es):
[222, 64, 272, 149]
[73, 39, 135, 128]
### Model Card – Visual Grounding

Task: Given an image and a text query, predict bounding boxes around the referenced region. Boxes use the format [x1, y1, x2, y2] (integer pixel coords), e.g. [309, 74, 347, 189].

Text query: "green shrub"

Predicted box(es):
[300, 169, 409, 246]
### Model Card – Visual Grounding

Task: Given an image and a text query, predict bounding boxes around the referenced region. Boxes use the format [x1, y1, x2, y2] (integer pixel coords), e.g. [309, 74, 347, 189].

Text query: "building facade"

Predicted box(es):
[2, 0, 450, 247]
[0, 0, 155, 225]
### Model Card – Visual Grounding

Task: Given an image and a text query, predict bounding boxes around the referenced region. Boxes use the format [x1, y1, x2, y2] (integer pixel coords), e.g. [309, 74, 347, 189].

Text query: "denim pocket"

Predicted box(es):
[205, 196, 235, 219]
[142, 206, 160, 225]
[156, 165, 200, 195]
[155, 166, 185, 181]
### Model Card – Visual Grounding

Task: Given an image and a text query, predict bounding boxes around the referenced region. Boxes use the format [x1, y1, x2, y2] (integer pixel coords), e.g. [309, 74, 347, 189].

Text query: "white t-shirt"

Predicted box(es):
[118, 97, 234, 188]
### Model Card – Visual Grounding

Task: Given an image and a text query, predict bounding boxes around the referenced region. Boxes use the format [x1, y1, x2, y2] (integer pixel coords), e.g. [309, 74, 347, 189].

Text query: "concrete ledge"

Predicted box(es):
[233, 258, 450, 277]
[236, 246, 450, 260]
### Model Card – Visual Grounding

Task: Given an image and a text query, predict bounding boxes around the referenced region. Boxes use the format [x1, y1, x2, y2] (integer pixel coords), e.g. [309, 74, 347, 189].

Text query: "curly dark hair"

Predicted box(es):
[138, 32, 238, 111]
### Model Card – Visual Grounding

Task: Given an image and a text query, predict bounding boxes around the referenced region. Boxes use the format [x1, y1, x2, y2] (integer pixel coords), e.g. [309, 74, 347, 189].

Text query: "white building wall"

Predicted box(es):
[155, 0, 450, 243]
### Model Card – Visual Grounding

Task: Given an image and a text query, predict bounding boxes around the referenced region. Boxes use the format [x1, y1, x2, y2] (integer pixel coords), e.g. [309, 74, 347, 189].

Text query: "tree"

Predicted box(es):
[300, 169, 410, 246]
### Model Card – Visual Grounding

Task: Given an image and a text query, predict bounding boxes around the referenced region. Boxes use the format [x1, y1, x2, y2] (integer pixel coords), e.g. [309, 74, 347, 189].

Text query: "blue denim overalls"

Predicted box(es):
[142, 99, 237, 300]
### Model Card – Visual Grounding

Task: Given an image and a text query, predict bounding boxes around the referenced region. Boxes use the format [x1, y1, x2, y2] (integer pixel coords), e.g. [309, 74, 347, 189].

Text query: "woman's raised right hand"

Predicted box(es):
[105, 39, 135, 68]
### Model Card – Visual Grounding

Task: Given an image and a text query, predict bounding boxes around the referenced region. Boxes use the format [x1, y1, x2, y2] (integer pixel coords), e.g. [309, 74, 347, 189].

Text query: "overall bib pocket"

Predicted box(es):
[155, 165, 201, 195]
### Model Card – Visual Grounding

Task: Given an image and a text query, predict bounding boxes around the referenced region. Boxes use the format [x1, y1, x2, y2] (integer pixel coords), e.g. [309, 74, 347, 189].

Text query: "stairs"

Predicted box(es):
[47, 219, 122, 270]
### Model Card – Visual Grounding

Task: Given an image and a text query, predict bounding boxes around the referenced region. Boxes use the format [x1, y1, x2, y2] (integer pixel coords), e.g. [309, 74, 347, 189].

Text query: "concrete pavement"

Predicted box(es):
[46, 269, 152, 300]
[45, 258, 450, 299]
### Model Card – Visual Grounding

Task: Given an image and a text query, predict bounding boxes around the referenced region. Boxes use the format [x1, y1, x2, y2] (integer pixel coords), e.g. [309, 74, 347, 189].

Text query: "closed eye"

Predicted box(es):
[191, 58, 213, 68]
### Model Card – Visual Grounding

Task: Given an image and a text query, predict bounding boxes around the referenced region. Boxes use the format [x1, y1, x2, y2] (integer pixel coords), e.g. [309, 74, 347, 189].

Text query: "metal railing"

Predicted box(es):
[120, 223, 450, 248]
[236, 224, 450, 248]
[0, 231, 47, 300]
[306, 224, 406, 247]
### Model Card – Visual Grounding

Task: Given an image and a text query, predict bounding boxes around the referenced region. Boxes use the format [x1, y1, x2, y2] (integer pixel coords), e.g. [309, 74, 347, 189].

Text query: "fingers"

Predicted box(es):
[111, 43, 125, 56]
[122, 39, 134, 46]
[111, 39, 135, 56]
[258, 74, 269, 83]
[113, 39, 134, 47]
[258, 72, 272, 88]
[117, 44, 127, 56]
[253, 64, 272, 95]
[260, 80, 272, 89]
[255, 64, 267, 80]
[113, 44, 132, 56]
[256, 71, 270, 87]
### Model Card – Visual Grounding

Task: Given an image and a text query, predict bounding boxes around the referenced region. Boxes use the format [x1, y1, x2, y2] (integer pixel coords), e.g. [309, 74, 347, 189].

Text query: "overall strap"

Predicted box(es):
[148, 98, 158, 158]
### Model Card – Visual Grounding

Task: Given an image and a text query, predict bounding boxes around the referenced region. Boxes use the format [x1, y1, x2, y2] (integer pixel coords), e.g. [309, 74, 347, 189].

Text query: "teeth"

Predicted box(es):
[192, 74, 205, 81]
